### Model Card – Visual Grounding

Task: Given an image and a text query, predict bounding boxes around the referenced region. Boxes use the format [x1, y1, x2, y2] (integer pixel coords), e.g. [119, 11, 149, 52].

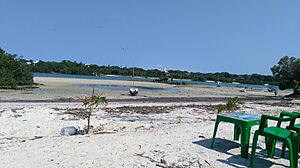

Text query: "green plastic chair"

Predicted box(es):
[250, 114, 299, 168]
[277, 111, 300, 158]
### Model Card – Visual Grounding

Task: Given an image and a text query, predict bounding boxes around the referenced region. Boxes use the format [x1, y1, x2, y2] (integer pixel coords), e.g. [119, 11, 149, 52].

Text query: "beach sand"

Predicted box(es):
[0, 77, 299, 167]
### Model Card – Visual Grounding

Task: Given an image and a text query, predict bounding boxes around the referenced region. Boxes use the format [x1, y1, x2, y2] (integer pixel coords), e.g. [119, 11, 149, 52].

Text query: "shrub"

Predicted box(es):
[214, 97, 243, 113]
[0, 48, 33, 88]
[76, 89, 107, 134]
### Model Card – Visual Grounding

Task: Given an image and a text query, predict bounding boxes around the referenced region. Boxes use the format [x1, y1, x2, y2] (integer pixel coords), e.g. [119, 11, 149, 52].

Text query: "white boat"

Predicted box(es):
[129, 88, 138, 96]
[123, 47, 139, 96]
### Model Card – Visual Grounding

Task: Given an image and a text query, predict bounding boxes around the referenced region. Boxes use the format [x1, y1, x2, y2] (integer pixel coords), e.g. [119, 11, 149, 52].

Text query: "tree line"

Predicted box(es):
[24, 60, 277, 85]
[0, 47, 299, 96]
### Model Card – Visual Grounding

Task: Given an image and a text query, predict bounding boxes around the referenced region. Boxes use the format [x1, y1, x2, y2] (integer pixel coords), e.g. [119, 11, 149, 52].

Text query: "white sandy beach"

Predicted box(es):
[1, 0, 299, 167]
[0, 77, 299, 168]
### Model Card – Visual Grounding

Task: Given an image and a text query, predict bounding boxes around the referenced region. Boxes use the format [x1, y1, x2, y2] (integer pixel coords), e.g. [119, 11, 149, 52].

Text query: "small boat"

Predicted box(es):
[123, 48, 139, 96]
[129, 88, 139, 96]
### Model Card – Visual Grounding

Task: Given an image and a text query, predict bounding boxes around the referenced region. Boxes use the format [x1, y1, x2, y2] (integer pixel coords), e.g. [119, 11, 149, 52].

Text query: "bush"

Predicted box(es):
[0, 48, 33, 88]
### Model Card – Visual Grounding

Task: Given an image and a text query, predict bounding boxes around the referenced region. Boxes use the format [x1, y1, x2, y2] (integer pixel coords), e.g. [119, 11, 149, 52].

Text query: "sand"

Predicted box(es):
[0, 77, 299, 168]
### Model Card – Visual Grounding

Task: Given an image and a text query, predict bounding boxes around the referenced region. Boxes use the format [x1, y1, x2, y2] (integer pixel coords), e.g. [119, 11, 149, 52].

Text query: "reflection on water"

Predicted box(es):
[76, 84, 182, 93]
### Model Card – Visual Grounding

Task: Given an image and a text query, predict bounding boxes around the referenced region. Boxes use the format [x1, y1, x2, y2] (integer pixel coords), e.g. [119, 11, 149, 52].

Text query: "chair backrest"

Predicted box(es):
[258, 114, 297, 134]
[288, 112, 300, 130]
[277, 111, 300, 129]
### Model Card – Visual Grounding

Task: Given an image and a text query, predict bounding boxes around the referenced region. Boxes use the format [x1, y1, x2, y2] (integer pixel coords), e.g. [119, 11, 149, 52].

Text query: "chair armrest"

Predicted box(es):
[262, 114, 294, 122]
[259, 114, 296, 133]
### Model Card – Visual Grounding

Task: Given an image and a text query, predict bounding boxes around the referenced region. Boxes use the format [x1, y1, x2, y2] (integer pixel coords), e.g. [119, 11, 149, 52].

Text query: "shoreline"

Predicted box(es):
[0, 77, 292, 102]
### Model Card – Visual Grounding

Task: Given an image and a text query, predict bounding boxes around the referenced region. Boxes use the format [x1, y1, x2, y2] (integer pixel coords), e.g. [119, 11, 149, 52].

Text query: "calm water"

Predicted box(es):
[77, 84, 181, 93]
[186, 81, 272, 90]
[33, 72, 154, 82]
[33, 72, 276, 90]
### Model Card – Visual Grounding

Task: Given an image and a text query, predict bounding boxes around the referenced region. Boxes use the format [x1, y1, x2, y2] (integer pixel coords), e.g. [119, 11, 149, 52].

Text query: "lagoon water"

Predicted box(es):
[33, 72, 275, 90]
[77, 84, 181, 93]
[33, 72, 154, 82]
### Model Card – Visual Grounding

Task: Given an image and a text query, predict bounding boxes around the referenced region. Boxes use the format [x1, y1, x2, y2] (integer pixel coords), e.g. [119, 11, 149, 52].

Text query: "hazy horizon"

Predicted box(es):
[1, 0, 299, 75]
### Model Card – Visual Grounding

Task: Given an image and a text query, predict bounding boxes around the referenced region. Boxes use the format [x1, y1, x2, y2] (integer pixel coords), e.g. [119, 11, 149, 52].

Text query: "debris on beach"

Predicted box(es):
[0, 110, 5, 117]
[134, 152, 204, 168]
[60, 126, 81, 136]
[83, 125, 94, 133]
[135, 125, 154, 131]
[10, 107, 24, 113]
[81, 125, 117, 134]
[103, 104, 213, 114]
[29, 136, 43, 140]
[91, 125, 104, 134]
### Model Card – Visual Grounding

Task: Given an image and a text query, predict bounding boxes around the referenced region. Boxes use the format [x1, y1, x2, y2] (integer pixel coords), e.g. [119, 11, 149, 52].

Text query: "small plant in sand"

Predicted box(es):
[214, 97, 243, 114]
[77, 89, 107, 134]
[214, 104, 226, 114]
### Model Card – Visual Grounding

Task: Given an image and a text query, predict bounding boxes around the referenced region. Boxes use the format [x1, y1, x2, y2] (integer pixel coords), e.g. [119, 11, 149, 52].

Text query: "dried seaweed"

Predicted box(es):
[103, 105, 213, 114]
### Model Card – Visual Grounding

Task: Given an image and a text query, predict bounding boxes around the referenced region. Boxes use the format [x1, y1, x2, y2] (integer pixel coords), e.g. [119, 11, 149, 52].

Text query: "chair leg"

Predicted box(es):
[292, 137, 299, 168]
[250, 131, 259, 167]
[211, 120, 220, 148]
[281, 143, 286, 158]
[267, 138, 276, 158]
[286, 139, 296, 168]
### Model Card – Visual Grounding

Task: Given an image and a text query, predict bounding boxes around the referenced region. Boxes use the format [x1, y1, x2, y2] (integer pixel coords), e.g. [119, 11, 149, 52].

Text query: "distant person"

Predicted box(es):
[274, 89, 278, 96]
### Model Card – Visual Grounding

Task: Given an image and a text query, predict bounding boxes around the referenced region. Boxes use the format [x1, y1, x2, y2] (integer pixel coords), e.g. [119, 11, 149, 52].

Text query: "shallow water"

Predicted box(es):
[34, 72, 277, 90]
[76, 84, 182, 93]
[33, 72, 154, 82]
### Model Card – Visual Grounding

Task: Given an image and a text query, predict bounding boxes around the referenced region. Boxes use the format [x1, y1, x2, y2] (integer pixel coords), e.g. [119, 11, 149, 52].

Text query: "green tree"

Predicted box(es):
[271, 56, 300, 96]
[0, 48, 33, 88]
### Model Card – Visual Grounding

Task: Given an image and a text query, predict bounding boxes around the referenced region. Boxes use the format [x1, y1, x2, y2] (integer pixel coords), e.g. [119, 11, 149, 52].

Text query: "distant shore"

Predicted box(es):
[0, 76, 292, 102]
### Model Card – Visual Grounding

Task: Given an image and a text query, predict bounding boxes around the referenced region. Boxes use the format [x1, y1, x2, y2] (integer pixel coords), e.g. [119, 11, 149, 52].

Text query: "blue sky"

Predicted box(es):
[0, 0, 299, 75]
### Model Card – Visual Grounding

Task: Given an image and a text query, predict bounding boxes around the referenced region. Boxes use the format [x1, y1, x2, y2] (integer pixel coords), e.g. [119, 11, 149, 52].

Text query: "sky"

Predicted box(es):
[0, 0, 299, 75]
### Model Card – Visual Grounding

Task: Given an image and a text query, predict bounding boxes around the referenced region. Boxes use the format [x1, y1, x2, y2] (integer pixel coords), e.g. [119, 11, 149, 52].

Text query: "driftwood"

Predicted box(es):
[92, 131, 117, 134]
[134, 152, 205, 168]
